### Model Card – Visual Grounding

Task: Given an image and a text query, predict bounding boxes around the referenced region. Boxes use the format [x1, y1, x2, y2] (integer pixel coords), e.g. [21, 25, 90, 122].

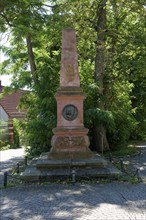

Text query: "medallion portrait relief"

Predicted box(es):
[62, 104, 78, 121]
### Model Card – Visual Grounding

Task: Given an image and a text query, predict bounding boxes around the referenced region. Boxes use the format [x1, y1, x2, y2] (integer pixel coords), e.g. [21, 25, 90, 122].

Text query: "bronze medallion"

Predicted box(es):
[62, 104, 78, 121]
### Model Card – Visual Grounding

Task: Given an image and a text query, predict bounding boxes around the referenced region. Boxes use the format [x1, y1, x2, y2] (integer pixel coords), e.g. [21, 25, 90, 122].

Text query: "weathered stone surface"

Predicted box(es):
[49, 28, 93, 159]
[55, 93, 84, 128]
[21, 152, 122, 181]
[39, 153, 107, 168]
[52, 127, 89, 135]
[51, 136, 89, 148]
[48, 151, 94, 159]
[50, 134, 93, 159]
[60, 28, 80, 87]
[50, 125, 93, 158]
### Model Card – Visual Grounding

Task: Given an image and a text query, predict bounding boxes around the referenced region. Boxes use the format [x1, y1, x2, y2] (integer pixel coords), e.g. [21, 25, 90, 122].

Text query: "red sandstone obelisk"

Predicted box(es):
[49, 28, 93, 159]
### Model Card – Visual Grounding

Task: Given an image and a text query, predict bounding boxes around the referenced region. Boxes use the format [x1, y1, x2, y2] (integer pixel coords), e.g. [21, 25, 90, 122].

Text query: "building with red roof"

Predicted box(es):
[0, 80, 27, 142]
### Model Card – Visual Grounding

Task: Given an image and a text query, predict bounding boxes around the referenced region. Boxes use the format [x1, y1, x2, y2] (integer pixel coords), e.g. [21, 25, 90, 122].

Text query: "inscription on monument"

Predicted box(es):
[62, 104, 78, 121]
[54, 136, 86, 147]
[64, 64, 75, 81]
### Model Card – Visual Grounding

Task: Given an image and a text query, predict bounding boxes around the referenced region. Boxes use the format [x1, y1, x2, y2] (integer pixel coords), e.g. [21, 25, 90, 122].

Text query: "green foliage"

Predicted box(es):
[83, 72, 138, 148]
[24, 94, 57, 156]
[85, 108, 115, 132]
[0, 0, 146, 154]
[21, 57, 59, 156]
[0, 120, 8, 142]
[12, 119, 20, 148]
[0, 119, 21, 149]
[0, 141, 11, 150]
[25, 118, 53, 156]
[111, 144, 139, 157]
[107, 111, 137, 149]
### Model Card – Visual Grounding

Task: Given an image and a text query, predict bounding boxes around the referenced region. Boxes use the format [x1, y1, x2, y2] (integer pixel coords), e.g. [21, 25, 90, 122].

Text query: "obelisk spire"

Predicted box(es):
[60, 28, 80, 87]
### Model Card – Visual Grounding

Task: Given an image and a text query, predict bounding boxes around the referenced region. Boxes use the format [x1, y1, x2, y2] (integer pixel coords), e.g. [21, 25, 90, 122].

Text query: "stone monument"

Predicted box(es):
[49, 28, 93, 159]
[21, 28, 121, 181]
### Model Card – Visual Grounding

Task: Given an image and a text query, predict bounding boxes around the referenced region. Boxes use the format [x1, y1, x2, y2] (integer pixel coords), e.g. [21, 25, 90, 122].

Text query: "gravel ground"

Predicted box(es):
[0, 145, 146, 220]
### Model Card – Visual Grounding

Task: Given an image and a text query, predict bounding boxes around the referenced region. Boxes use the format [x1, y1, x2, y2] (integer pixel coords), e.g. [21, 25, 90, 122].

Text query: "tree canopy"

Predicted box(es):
[0, 0, 146, 155]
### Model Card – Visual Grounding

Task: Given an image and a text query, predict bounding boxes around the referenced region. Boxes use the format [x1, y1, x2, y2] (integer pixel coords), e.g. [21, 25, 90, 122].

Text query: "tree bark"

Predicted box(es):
[26, 34, 39, 84]
[93, 0, 109, 152]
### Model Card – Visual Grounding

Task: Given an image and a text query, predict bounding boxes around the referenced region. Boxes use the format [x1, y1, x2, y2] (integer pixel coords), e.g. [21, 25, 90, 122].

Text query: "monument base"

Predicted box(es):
[48, 151, 94, 159]
[49, 127, 94, 159]
[21, 152, 122, 182]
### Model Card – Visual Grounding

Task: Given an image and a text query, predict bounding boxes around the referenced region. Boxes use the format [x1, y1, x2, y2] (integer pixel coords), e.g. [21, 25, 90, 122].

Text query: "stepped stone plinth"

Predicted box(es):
[21, 152, 121, 182]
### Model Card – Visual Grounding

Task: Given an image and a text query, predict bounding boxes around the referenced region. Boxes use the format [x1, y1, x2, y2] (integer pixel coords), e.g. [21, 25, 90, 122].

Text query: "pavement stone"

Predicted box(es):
[0, 148, 25, 186]
[122, 144, 146, 183]
[0, 145, 146, 220]
[0, 183, 146, 220]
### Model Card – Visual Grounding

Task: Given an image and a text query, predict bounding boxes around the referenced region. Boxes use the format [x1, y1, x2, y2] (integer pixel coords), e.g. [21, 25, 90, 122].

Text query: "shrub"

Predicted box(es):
[12, 119, 20, 148]
[107, 111, 138, 150]
[23, 94, 57, 156]
[0, 120, 9, 141]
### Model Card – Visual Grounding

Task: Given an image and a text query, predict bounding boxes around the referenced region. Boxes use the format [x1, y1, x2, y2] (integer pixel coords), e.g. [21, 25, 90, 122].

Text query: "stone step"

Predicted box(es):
[21, 165, 122, 182]
[21, 153, 122, 182]
[36, 153, 108, 169]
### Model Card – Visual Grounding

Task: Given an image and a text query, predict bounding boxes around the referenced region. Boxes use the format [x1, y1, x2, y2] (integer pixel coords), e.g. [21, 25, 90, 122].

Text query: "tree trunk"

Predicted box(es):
[26, 34, 39, 84]
[93, 0, 109, 152]
[93, 123, 109, 152]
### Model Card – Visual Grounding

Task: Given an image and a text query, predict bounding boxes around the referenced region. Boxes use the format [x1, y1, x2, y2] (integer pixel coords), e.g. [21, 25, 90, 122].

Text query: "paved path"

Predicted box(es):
[122, 144, 146, 183]
[0, 145, 146, 220]
[0, 148, 25, 186]
[0, 183, 146, 220]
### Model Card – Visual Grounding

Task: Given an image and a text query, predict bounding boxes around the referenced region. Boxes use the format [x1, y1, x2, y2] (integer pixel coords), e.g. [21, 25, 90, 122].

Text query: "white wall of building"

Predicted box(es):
[0, 106, 8, 122]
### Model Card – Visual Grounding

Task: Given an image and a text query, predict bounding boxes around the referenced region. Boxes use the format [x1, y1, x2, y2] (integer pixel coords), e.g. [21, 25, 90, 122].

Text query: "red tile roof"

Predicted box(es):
[0, 82, 27, 119]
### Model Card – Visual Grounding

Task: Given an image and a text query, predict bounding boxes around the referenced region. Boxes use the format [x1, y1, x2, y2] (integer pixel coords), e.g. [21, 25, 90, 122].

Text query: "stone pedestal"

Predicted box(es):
[49, 87, 94, 159]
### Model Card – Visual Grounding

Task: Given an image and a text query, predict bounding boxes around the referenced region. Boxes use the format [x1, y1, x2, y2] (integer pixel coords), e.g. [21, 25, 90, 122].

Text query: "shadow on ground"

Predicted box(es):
[0, 148, 25, 186]
[0, 146, 146, 220]
[0, 182, 146, 220]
